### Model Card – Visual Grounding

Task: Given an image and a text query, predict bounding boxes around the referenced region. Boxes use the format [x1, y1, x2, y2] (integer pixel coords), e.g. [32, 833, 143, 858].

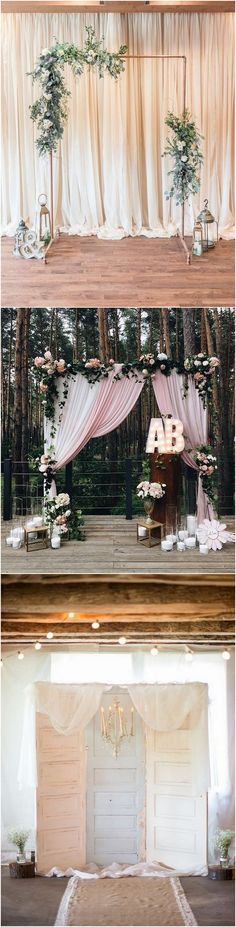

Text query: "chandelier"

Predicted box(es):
[100, 699, 134, 758]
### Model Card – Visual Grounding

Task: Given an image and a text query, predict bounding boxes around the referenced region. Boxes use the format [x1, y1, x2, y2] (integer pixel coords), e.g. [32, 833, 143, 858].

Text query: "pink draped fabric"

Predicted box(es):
[45, 367, 144, 475]
[152, 370, 214, 522]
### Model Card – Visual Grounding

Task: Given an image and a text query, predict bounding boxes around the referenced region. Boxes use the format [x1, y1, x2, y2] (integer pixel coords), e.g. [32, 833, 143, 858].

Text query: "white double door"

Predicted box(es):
[36, 692, 207, 873]
[86, 688, 145, 865]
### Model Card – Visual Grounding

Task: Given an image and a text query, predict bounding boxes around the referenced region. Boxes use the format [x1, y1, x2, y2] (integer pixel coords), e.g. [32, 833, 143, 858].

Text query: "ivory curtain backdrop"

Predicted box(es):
[152, 370, 213, 522]
[1, 11, 235, 238]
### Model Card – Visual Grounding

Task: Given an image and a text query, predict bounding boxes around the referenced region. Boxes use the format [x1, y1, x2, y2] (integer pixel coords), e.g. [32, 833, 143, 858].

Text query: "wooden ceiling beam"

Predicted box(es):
[2, 619, 234, 637]
[2, 2, 234, 12]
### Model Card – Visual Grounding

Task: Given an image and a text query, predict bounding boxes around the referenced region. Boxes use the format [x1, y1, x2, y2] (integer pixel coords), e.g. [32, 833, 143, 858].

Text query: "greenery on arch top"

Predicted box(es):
[29, 27, 127, 156]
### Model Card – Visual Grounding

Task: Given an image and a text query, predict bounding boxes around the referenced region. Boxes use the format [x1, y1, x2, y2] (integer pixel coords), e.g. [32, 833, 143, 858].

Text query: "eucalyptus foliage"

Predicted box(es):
[163, 110, 203, 207]
[29, 26, 127, 156]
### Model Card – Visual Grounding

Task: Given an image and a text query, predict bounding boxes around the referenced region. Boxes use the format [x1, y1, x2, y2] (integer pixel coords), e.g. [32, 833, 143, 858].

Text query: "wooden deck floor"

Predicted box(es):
[2, 515, 235, 575]
[2, 235, 234, 308]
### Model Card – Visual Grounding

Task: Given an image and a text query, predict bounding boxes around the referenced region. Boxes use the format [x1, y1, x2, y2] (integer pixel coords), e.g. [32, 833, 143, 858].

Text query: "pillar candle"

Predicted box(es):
[187, 515, 197, 536]
[177, 541, 185, 552]
[199, 544, 209, 554]
[51, 536, 61, 549]
[161, 539, 173, 551]
[178, 530, 188, 541]
[185, 537, 196, 549]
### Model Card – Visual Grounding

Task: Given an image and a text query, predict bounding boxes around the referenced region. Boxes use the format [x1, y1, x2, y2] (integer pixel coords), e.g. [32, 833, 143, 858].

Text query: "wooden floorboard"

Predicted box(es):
[2, 236, 234, 308]
[2, 515, 234, 575]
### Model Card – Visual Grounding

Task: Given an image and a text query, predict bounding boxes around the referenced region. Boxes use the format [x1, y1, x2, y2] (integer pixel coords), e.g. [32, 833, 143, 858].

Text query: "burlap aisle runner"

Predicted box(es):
[55, 875, 197, 926]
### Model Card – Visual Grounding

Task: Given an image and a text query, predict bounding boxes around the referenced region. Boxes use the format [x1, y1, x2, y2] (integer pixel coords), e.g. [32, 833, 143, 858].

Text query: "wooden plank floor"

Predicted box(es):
[2, 235, 234, 308]
[2, 515, 235, 575]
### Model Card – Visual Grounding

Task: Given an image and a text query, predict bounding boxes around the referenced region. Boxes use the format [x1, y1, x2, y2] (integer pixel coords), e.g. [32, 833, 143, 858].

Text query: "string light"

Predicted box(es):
[222, 649, 231, 661]
[17, 651, 24, 660]
[118, 637, 127, 646]
[68, 612, 75, 618]
[185, 649, 193, 662]
[91, 621, 100, 629]
[35, 641, 42, 650]
[150, 647, 159, 656]
[46, 631, 54, 640]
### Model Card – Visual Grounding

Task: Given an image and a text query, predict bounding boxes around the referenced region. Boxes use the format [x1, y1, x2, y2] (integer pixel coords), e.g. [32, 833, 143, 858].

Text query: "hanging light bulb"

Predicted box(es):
[150, 646, 159, 656]
[118, 637, 127, 646]
[91, 621, 100, 629]
[46, 631, 54, 640]
[68, 612, 75, 619]
[35, 641, 42, 650]
[185, 649, 193, 662]
[18, 651, 24, 660]
[222, 649, 231, 661]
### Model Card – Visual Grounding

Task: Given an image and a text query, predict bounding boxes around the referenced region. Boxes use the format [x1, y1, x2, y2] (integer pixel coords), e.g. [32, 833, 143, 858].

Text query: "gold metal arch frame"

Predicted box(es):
[45, 53, 190, 264]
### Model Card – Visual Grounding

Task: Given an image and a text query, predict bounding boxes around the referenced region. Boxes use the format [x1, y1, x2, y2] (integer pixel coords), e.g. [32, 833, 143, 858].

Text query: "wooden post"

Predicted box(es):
[3, 458, 12, 521]
[65, 461, 73, 502]
[125, 459, 132, 520]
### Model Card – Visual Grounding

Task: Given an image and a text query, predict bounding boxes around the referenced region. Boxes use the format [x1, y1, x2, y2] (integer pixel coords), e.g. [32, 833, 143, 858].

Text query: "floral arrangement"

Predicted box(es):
[214, 829, 234, 860]
[43, 492, 84, 541]
[8, 830, 30, 857]
[136, 481, 166, 501]
[43, 491, 71, 536]
[183, 353, 220, 405]
[35, 448, 57, 493]
[163, 110, 203, 207]
[29, 27, 127, 156]
[196, 519, 235, 552]
[195, 445, 218, 507]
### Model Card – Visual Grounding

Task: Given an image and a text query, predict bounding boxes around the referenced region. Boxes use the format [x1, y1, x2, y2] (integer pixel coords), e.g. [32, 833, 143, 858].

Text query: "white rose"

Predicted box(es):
[157, 353, 167, 361]
[203, 360, 209, 366]
[65, 510, 71, 517]
[181, 155, 188, 162]
[41, 48, 50, 56]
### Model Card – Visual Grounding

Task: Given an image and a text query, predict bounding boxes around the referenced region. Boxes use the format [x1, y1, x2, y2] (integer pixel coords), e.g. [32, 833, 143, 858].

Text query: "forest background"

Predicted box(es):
[1, 307, 234, 518]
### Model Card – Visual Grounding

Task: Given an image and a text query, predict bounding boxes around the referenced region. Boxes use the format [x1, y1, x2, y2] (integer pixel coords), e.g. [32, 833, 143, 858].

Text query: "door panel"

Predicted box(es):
[86, 688, 145, 865]
[36, 712, 86, 873]
[146, 726, 207, 870]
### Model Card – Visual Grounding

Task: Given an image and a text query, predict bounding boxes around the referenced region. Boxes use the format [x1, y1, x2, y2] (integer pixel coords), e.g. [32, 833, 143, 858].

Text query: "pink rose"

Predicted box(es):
[56, 359, 66, 372]
[194, 372, 204, 382]
[41, 454, 49, 464]
[209, 357, 220, 368]
[39, 463, 47, 473]
[34, 356, 45, 367]
[208, 466, 214, 475]
[39, 382, 48, 393]
[44, 350, 52, 361]
[160, 364, 166, 371]
[109, 358, 115, 365]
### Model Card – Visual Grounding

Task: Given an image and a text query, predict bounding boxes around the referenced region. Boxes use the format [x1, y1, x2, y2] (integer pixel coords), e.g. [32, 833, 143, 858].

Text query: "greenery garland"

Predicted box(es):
[29, 27, 127, 156]
[163, 110, 203, 206]
[33, 349, 219, 433]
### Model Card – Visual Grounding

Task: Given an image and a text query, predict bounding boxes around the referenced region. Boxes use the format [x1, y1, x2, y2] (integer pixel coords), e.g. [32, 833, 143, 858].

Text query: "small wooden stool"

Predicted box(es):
[137, 519, 163, 548]
[26, 524, 48, 552]
[9, 861, 35, 879]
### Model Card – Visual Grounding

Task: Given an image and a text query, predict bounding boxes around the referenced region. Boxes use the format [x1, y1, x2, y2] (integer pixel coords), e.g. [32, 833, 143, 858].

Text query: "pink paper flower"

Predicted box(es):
[197, 519, 235, 552]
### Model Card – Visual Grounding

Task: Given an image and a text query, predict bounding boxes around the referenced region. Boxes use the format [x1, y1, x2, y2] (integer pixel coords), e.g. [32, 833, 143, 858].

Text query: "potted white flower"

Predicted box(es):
[8, 830, 30, 863]
[214, 829, 234, 868]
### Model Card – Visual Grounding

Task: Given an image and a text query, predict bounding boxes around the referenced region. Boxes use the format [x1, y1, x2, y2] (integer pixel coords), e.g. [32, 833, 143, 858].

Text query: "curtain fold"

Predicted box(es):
[1, 11, 234, 237]
[44, 367, 144, 476]
[152, 370, 214, 522]
[18, 680, 209, 795]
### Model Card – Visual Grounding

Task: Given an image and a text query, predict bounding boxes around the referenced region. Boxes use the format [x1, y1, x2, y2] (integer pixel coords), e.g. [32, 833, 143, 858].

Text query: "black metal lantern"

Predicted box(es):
[197, 199, 219, 251]
[13, 218, 29, 257]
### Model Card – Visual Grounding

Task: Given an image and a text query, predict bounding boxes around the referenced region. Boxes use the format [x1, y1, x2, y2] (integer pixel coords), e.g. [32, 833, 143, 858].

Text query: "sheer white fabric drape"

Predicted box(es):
[44, 368, 144, 477]
[18, 680, 209, 795]
[2, 11, 234, 237]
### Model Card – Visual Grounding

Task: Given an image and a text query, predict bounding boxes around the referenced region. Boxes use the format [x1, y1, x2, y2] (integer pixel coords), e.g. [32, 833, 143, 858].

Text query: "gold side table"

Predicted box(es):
[137, 519, 164, 548]
[26, 524, 49, 552]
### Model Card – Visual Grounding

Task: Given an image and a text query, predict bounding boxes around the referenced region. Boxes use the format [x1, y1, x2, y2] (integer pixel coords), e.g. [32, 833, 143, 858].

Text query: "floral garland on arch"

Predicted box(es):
[29, 27, 127, 156]
[33, 348, 220, 430]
